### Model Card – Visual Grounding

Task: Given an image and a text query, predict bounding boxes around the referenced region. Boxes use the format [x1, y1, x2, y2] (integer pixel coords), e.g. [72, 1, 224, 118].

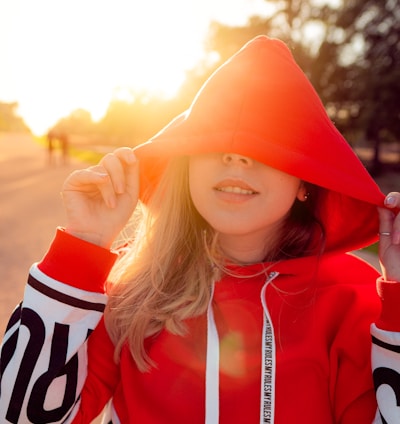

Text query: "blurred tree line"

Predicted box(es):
[51, 0, 399, 174]
[0, 102, 30, 133]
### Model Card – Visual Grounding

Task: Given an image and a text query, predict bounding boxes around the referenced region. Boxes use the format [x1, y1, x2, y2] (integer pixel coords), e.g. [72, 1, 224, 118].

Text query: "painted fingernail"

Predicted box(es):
[385, 196, 395, 206]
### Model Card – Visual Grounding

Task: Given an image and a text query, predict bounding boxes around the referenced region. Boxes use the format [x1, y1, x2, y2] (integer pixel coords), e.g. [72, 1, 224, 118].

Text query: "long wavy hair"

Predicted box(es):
[105, 156, 325, 371]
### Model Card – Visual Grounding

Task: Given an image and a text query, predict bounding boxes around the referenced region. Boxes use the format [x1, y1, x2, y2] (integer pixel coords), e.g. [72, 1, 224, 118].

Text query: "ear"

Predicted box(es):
[296, 182, 308, 202]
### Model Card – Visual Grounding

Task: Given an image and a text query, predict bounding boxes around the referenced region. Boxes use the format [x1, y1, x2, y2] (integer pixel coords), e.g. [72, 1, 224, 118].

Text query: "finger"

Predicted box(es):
[385, 193, 400, 245]
[120, 152, 139, 199]
[92, 165, 120, 208]
[63, 167, 117, 209]
[99, 153, 127, 194]
[62, 168, 109, 191]
[113, 147, 136, 165]
[113, 148, 139, 192]
[378, 207, 395, 249]
[392, 206, 400, 246]
[99, 148, 137, 194]
[384, 192, 400, 209]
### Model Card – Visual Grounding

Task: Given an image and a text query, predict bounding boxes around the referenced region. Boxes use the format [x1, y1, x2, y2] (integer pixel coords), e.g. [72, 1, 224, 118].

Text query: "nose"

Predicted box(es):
[222, 153, 253, 167]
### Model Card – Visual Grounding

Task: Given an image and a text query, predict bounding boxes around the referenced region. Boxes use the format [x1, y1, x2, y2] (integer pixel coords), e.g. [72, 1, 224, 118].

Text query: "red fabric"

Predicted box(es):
[134, 35, 385, 253]
[70, 253, 381, 423]
[51, 36, 394, 422]
[71, 319, 120, 423]
[376, 277, 400, 331]
[38, 228, 117, 292]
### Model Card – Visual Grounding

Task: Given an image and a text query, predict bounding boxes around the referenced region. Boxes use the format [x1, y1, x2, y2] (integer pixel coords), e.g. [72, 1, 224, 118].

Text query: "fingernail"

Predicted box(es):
[97, 173, 109, 180]
[385, 196, 395, 206]
[127, 152, 137, 163]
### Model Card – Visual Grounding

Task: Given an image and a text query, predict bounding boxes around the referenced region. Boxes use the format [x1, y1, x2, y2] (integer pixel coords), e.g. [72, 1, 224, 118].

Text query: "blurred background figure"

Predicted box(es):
[46, 128, 56, 165]
[59, 131, 70, 165]
[46, 127, 70, 166]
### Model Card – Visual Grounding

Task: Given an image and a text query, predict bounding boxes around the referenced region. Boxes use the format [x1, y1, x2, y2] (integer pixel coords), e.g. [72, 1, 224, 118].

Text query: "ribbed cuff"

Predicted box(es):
[376, 277, 400, 331]
[38, 227, 118, 293]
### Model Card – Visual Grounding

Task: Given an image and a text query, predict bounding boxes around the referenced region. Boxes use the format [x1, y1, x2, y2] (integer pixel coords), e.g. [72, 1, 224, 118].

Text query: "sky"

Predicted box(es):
[0, 0, 272, 135]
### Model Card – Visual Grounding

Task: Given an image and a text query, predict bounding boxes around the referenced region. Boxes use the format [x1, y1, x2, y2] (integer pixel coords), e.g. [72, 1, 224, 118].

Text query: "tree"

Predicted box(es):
[341, 0, 400, 173]
[312, 0, 400, 173]
[96, 91, 186, 146]
[205, 0, 400, 173]
[53, 109, 95, 135]
[0, 102, 30, 133]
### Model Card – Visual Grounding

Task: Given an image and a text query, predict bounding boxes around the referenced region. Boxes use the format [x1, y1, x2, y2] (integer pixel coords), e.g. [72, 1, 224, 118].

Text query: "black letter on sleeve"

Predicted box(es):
[27, 323, 78, 423]
[3, 308, 46, 423]
[373, 367, 400, 424]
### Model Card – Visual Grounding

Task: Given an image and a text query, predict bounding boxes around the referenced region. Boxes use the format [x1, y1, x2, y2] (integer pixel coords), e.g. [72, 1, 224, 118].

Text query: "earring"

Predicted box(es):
[304, 192, 310, 201]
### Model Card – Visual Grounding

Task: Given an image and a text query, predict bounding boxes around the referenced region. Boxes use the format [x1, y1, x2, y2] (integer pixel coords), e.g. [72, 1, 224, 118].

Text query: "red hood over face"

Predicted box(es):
[134, 35, 385, 254]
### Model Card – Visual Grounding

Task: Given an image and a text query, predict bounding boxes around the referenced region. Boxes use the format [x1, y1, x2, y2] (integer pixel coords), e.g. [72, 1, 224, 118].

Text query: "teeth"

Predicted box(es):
[217, 186, 255, 194]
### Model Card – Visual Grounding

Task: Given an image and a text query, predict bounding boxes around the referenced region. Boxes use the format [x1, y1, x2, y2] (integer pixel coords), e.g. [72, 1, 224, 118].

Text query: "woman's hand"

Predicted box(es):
[378, 192, 400, 281]
[61, 147, 139, 249]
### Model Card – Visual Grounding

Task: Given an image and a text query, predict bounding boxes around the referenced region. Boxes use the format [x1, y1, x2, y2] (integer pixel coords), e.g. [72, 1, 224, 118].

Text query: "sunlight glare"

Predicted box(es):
[0, 0, 274, 134]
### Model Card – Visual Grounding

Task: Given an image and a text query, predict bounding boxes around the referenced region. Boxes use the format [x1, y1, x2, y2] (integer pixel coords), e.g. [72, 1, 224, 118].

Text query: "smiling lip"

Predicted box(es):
[214, 179, 258, 195]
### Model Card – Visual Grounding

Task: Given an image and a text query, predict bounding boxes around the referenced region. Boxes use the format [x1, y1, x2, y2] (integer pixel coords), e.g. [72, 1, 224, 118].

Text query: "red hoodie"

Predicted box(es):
[1, 36, 400, 424]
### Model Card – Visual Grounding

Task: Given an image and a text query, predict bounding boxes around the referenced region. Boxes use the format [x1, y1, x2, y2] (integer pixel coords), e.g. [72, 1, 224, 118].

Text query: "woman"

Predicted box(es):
[1, 35, 400, 423]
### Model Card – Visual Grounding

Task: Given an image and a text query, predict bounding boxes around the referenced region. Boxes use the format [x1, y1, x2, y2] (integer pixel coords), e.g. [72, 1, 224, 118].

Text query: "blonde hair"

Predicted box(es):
[105, 156, 217, 371]
[105, 156, 325, 371]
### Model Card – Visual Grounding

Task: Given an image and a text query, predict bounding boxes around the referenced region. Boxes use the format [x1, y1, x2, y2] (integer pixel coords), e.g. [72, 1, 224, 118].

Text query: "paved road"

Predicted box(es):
[0, 133, 105, 423]
[0, 133, 88, 336]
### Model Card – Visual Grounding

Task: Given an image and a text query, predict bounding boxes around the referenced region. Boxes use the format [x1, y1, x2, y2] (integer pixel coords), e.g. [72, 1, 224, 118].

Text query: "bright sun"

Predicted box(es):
[0, 0, 272, 134]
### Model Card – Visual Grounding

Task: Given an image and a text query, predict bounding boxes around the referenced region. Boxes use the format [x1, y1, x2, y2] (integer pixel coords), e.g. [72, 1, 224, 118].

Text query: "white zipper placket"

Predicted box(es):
[259, 271, 279, 424]
[205, 271, 279, 424]
[205, 282, 219, 423]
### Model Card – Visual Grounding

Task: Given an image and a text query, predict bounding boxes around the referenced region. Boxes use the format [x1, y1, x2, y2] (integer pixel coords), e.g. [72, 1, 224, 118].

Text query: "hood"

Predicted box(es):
[133, 35, 385, 254]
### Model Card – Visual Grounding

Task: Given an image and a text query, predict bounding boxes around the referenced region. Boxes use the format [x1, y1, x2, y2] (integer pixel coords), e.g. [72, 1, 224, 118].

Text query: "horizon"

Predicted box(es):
[0, 0, 272, 135]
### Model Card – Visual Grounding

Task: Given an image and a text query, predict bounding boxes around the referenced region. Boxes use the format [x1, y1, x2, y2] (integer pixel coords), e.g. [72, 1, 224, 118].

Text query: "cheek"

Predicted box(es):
[188, 167, 206, 212]
[277, 172, 302, 195]
[188, 157, 216, 206]
[263, 175, 302, 212]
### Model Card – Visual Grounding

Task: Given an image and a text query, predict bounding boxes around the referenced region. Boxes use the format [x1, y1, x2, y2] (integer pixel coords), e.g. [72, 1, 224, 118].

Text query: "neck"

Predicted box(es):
[218, 232, 278, 265]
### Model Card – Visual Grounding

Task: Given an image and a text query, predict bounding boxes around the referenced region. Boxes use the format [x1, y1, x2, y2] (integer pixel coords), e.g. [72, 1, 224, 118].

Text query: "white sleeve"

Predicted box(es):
[0, 264, 107, 424]
[371, 323, 400, 423]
